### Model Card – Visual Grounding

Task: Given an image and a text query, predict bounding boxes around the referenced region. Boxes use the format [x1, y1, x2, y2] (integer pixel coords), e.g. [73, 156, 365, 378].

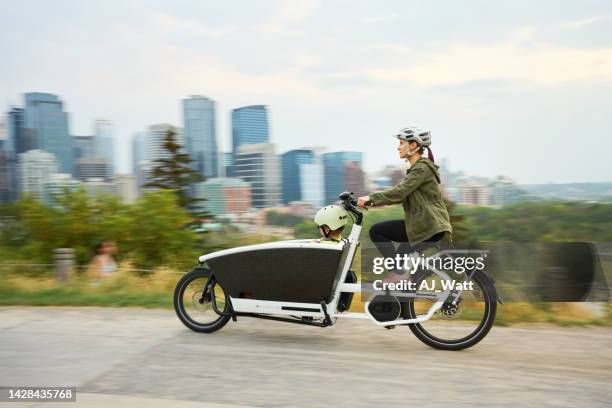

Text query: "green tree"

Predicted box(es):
[145, 129, 207, 219]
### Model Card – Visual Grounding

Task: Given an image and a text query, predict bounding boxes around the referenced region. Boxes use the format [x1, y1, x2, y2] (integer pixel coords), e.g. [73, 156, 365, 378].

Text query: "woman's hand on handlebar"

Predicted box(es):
[357, 195, 370, 208]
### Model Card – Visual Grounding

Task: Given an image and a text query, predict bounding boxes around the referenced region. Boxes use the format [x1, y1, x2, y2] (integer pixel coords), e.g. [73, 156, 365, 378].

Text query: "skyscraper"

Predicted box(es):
[18, 149, 59, 200]
[94, 119, 114, 178]
[72, 135, 96, 159]
[231, 105, 269, 170]
[24, 93, 72, 174]
[280, 149, 324, 207]
[7, 106, 36, 156]
[183, 96, 218, 178]
[234, 143, 280, 208]
[131, 132, 147, 189]
[322, 152, 365, 204]
[147, 124, 182, 162]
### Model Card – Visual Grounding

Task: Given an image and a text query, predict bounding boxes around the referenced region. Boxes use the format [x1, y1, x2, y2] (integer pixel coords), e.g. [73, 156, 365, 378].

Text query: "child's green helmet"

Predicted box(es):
[314, 205, 348, 231]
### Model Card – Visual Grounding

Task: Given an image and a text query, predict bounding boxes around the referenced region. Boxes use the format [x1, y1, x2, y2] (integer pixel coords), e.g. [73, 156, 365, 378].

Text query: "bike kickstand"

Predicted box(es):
[320, 302, 333, 327]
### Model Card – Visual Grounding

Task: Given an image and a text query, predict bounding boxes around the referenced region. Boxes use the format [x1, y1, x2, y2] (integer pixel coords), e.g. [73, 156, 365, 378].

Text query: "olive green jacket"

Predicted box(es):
[369, 158, 452, 244]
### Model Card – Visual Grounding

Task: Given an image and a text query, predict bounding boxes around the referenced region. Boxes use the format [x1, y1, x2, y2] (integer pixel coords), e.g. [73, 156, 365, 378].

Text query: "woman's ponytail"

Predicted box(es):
[427, 147, 435, 163]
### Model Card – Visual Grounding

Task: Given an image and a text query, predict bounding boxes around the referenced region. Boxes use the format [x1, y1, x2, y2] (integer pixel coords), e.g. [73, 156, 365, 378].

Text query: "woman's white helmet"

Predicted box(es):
[395, 127, 432, 147]
[314, 205, 348, 231]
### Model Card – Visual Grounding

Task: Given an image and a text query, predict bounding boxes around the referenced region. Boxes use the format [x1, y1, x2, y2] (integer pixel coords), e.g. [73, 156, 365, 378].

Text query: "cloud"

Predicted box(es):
[365, 43, 612, 87]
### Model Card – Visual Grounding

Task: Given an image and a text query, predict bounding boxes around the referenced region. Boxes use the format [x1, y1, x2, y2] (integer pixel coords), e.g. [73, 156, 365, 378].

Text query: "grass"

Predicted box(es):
[1, 265, 610, 327]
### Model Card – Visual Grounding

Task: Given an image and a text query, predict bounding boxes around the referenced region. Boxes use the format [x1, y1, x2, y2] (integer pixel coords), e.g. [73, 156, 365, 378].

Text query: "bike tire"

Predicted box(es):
[405, 269, 497, 350]
[174, 268, 231, 333]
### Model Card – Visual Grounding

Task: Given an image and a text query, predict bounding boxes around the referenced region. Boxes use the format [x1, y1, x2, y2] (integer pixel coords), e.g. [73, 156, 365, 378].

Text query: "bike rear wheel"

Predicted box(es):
[174, 268, 231, 333]
[405, 269, 497, 350]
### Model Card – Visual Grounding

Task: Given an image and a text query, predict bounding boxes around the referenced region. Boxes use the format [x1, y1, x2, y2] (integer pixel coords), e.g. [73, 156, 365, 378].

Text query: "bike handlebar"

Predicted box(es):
[338, 191, 364, 225]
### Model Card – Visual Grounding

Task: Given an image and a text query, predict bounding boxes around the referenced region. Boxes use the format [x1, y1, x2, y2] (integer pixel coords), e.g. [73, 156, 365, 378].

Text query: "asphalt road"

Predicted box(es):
[0, 307, 610, 407]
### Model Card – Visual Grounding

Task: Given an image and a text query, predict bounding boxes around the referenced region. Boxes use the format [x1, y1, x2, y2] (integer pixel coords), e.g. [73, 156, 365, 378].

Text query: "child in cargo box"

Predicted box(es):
[314, 205, 348, 243]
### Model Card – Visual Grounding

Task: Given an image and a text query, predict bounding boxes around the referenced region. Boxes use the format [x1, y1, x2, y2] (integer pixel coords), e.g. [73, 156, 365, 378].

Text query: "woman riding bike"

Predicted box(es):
[357, 127, 452, 281]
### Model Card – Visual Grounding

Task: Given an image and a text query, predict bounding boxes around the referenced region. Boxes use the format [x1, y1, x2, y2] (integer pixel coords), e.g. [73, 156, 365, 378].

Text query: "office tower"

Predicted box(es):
[73, 135, 96, 159]
[219, 152, 233, 177]
[234, 143, 280, 208]
[280, 149, 324, 207]
[131, 132, 147, 189]
[147, 124, 182, 162]
[94, 119, 114, 177]
[0, 149, 10, 203]
[300, 161, 324, 208]
[75, 157, 109, 181]
[231, 105, 269, 164]
[24, 93, 73, 174]
[183, 96, 217, 178]
[18, 149, 59, 200]
[194, 178, 251, 216]
[7, 106, 36, 155]
[322, 152, 365, 204]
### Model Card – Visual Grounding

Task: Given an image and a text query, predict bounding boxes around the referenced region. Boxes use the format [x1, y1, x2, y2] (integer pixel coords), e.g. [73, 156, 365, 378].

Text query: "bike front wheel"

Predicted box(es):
[405, 269, 497, 350]
[174, 268, 231, 333]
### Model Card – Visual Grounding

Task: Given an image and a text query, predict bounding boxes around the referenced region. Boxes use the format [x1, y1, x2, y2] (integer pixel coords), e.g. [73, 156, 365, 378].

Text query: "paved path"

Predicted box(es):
[0, 307, 610, 407]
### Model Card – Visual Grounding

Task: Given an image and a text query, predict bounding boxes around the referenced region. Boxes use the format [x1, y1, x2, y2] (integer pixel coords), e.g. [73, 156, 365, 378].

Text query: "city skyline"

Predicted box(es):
[2, 1, 612, 184]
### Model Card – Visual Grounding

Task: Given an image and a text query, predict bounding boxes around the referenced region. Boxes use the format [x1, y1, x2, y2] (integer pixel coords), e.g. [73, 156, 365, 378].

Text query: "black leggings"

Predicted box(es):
[369, 220, 445, 260]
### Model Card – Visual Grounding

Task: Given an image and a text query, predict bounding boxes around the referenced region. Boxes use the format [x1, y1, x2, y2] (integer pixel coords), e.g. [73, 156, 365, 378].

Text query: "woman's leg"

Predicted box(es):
[369, 220, 409, 259]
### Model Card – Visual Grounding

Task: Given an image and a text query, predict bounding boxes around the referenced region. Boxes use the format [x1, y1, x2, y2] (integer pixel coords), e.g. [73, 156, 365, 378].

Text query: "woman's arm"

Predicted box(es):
[366, 163, 430, 206]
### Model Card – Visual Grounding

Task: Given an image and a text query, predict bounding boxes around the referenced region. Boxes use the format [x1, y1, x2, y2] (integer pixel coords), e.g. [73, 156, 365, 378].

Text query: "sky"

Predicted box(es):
[1, 0, 612, 184]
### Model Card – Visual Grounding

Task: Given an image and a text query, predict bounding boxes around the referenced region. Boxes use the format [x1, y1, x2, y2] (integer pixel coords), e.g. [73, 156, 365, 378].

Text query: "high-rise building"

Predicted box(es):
[280, 149, 323, 207]
[234, 143, 280, 208]
[94, 119, 114, 177]
[194, 177, 252, 216]
[0, 149, 10, 203]
[131, 131, 147, 189]
[75, 157, 109, 181]
[24, 93, 73, 174]
[322, 152, 365, 204]
[300, 161, 324, 208]
[18, 149, 59, 200]
[147, 124, 182, 162]
[231, 105, 269, 169]
[7, 106, 36, 156]
[219, 152, 233, 177]
[183, 96, 217, 178]
[73, 135, 96, 159]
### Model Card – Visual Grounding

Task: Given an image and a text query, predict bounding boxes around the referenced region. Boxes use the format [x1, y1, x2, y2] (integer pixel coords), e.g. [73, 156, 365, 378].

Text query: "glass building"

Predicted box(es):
[280, 149, 318, 205]
[94, 119, 114, 178]
[24, 93, 73, 175]
[18, 149, 60, 200]
[234, 143, 280, 208]
[322, 151, 365, 205]
[231, 105, 269, 170]
[73, 135, 96, 159]
[183, 96, 218, 178]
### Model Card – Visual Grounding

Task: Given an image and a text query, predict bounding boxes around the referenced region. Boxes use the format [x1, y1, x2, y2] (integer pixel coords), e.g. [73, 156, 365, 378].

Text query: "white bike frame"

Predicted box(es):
[198, 222, 453, 327]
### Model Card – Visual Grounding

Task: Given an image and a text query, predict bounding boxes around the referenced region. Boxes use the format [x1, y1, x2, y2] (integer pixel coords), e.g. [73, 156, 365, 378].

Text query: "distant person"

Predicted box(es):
[89, 241, 118, 279]
[357, 127, 452, 281]
[314, 205, 348, 243]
